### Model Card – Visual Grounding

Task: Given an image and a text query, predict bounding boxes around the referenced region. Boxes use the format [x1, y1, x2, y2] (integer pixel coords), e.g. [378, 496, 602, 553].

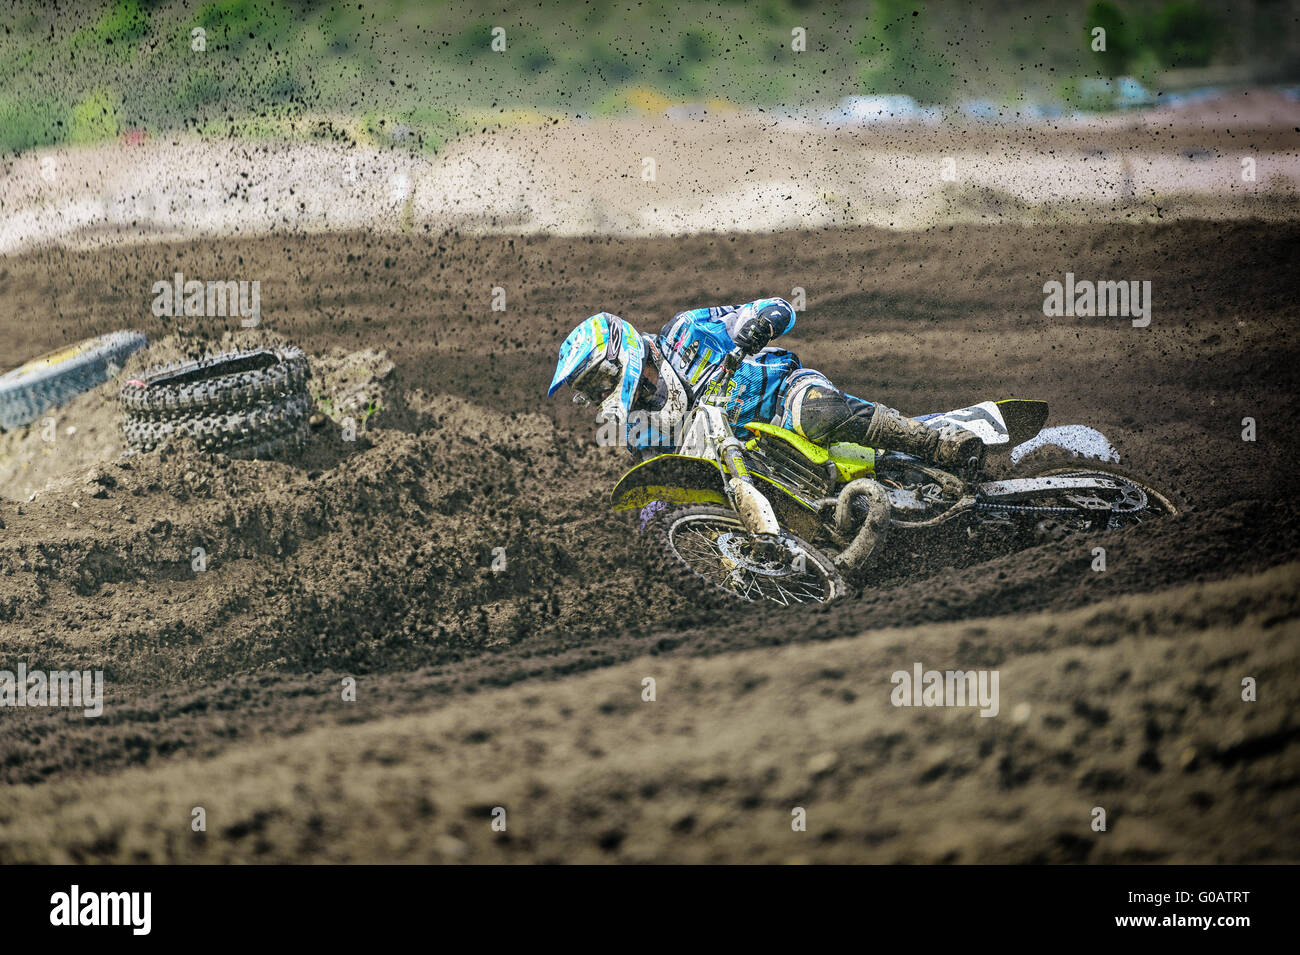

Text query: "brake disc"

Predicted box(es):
[715, 532, 802, 578]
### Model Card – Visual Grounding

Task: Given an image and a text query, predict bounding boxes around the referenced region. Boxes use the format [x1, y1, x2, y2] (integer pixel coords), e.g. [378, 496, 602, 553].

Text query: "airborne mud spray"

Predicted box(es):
[0, 0, 1297, 883]
[0, 221, 1297, 863]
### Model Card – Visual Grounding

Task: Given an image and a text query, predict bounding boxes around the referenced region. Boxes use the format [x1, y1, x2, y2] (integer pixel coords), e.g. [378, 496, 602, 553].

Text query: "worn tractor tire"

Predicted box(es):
[120, 346, 309, 418]
[0, 330, 148, 431]
[122, 392, 311, 455]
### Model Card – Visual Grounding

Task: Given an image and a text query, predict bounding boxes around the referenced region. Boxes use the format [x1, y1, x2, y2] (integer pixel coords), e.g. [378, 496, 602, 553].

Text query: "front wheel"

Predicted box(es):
[652, 505, 846, 606]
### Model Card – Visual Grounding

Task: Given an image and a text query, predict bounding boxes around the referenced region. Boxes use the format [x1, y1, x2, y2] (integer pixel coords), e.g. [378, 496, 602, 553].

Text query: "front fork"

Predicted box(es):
[697, 347, 783, 540]
[719, 436, 782, 538]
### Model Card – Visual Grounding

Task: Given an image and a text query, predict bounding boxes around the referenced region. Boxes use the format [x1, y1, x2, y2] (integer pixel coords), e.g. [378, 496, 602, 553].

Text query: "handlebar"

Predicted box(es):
[698, 347, 746, 406]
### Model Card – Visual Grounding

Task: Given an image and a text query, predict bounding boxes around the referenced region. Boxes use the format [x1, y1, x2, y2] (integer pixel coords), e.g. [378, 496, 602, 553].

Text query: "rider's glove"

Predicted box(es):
[732, 315, 775, 355]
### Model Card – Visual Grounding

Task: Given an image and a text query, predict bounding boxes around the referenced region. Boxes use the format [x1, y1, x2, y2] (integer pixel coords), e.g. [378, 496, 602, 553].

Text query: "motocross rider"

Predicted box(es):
[547, 298, 984, 469]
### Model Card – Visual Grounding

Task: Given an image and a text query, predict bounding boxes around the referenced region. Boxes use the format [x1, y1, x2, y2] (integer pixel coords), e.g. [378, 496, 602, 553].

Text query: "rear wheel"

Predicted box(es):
[120, 345, 309, 417]
[1008, 451, 1180, 537]
[654, 505, 846, 606]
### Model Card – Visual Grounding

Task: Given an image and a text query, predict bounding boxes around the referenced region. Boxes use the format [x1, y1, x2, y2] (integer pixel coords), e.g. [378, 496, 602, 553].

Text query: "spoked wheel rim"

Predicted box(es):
[665, 511, 842, 605]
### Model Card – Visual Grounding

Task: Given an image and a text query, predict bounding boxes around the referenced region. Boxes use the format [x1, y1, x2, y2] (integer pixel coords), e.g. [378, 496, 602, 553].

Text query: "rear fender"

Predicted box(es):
[918, 399, 1049, 451]
[1010, 424, 1119, 465]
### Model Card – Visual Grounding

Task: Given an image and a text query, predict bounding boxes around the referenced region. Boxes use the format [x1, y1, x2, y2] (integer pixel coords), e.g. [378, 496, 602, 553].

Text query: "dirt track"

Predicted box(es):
[0, 221, 1298, 862]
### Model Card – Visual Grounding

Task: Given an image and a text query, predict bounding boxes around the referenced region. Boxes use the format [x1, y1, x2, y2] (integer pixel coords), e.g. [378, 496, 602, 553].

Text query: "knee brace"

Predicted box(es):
[782, 373, 874, 444]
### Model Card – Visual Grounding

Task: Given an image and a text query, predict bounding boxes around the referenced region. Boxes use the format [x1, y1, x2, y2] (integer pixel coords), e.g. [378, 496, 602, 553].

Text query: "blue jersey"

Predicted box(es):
[657, 299, 801, 429]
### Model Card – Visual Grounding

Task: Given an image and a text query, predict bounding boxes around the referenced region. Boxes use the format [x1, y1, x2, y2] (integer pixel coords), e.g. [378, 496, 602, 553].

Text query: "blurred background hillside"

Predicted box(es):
[2, 0, 1298, 155]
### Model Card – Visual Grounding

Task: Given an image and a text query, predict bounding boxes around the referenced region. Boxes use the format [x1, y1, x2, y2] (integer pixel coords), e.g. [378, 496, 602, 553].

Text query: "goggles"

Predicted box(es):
[570, 358, 622, 406]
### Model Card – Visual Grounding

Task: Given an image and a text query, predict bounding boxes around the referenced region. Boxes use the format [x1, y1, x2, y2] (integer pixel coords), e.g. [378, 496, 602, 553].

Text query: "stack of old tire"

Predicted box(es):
[120, 345, 312, 459]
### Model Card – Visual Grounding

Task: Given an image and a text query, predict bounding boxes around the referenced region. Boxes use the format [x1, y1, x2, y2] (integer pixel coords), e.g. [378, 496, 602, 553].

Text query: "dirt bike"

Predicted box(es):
[612, 349, 1179, 606]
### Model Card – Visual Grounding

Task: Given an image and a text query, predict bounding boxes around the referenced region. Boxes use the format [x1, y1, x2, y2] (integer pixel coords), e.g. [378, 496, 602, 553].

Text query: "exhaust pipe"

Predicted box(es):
[834, 479, 891, 572]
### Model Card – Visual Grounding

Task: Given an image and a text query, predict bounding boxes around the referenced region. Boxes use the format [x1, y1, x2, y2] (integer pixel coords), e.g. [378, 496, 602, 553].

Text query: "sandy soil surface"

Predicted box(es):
[3, 93, 1298, 255]
[0, 220, 1297, 862]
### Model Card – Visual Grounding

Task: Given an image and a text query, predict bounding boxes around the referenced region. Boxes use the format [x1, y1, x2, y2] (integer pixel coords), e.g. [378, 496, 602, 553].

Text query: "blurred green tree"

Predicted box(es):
[858, 0, 953, 103]
[95, 0, 151, 47]
[68, 89, 122, 143]
[1150, 1, 1218, 68]
[1085, 1, 1138, 77]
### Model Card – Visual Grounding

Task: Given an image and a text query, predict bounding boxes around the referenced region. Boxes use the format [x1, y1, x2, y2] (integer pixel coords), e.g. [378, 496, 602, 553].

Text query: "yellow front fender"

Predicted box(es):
[610, 454, 728, 511]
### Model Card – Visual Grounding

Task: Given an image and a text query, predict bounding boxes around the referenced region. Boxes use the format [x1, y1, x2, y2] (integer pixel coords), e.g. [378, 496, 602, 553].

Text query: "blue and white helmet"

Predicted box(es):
[548, 312, 644, 402]
[548, 313, 688, 451]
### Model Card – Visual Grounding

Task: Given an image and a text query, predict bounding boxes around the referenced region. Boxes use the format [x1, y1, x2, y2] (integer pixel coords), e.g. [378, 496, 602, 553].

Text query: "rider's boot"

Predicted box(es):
[860, 403, 985, 471]
[792, 383, 984, 472]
